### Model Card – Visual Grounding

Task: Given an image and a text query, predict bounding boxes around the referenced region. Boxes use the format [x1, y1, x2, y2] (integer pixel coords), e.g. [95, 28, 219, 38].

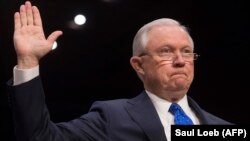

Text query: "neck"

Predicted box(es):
[145, 88, 187, 102]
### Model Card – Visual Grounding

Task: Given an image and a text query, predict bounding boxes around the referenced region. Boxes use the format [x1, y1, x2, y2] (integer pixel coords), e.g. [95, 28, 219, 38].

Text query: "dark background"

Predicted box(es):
[1, 0, 249, 140]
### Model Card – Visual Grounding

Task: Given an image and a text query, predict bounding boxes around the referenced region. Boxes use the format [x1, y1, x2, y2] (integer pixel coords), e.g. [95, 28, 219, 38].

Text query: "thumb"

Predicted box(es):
[47, 30, 63, 44]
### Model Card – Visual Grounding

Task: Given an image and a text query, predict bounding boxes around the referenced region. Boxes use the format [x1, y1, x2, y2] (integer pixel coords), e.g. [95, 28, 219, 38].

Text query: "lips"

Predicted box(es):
[171, 72, 187, 77]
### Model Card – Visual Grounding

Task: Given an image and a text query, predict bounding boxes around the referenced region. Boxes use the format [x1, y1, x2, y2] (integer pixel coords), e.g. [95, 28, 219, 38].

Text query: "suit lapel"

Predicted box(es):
[125, 92, 167, 141]
[187, 96, 210, 124]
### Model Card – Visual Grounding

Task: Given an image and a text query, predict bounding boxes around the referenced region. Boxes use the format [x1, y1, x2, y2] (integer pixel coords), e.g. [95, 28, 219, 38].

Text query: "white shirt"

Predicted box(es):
[146, 90, 200, 141]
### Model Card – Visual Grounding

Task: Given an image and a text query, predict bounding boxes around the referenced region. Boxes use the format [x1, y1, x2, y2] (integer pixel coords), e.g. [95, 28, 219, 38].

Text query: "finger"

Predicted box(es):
[32, 6, 42, 26]
[14, 12, 21, 30]
[20, 5, 27, 26]
[47, 31, 63, 44]
[25, 1, 33, 25]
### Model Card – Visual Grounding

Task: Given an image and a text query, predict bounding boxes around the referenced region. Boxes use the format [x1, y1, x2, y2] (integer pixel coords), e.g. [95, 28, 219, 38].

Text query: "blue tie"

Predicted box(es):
[169, 103, 194, 125]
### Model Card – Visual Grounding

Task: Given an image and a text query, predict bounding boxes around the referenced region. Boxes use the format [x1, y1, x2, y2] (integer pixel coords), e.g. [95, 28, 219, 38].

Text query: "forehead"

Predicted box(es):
[146, 25, 193, 50]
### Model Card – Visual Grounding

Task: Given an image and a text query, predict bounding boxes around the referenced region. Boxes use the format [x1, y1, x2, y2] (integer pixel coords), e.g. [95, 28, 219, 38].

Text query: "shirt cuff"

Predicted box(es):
[13, 65, 40, 86]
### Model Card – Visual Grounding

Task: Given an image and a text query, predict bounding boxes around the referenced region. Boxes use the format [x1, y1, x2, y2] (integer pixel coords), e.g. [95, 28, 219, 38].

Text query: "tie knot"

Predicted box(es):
[169, 103, 184, 115]
[169, 103, 194, 125]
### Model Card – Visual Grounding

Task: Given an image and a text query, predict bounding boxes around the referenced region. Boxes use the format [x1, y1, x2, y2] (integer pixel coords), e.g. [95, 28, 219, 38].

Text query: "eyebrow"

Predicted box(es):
[157, 45, 193, 51]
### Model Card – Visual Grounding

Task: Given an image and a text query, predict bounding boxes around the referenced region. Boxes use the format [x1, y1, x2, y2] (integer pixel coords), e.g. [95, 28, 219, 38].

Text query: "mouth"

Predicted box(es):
[171, 72, 187, 77]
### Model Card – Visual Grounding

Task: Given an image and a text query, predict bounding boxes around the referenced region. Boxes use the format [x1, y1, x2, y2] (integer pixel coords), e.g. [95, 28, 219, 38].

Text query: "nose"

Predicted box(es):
[172, 53, 185, 67]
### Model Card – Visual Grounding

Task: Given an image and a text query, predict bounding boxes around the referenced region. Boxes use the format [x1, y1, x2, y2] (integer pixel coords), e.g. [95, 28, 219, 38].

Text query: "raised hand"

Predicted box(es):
[13, 1, 63, 69]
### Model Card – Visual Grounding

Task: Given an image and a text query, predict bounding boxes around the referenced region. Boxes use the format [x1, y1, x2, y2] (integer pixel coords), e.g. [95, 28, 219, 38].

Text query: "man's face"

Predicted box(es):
[141, 25, 194, 93]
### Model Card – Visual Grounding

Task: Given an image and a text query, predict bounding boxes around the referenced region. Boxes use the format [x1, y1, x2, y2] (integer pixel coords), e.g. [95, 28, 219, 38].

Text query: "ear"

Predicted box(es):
[130, 56, 145, 75]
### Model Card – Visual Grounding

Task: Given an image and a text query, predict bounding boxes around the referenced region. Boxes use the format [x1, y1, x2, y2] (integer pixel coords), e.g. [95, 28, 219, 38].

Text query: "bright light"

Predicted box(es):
[52, 41, 57, 50]
[74, 14, 86, 25]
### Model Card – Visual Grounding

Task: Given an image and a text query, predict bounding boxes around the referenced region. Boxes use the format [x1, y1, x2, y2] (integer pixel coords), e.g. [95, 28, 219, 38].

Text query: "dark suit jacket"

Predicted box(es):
[7, 76, 231, 141]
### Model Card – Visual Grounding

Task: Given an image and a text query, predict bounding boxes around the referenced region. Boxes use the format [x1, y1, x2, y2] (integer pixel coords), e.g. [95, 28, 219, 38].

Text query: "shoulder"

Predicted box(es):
[89, 91, 148, 110]
[91, 99, 129, 109]
[187, 96, 233, 125]
[201, 110, 233, 125]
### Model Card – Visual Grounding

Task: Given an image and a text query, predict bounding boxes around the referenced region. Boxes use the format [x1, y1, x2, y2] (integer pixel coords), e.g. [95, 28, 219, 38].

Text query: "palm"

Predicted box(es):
[14, 24, 51, 59]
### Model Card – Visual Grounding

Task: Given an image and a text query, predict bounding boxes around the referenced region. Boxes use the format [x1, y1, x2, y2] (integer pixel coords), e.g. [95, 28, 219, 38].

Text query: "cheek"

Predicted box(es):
[187, 66, 194, 82]
[157, 66, 171, 80]
[143, 60, 161, 77]
[144, 64, 166, 82]
[189, 64, 194, 74]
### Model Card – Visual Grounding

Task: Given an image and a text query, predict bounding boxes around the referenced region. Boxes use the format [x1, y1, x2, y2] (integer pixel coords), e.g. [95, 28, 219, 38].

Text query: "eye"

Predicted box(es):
[183, 48, 192, 53]
[159, 47, 171, 54]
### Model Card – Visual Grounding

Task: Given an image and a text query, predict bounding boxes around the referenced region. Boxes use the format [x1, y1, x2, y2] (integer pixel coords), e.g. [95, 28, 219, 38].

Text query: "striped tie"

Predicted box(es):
[169, 103, 193, 125]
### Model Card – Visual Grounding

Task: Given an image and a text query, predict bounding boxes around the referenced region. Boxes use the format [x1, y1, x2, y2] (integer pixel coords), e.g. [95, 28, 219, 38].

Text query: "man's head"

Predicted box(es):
[130, 18, 198, 102]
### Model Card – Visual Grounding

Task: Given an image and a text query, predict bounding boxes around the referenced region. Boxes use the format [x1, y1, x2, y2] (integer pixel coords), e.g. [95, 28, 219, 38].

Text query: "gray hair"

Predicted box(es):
[132, 18, 194, 56]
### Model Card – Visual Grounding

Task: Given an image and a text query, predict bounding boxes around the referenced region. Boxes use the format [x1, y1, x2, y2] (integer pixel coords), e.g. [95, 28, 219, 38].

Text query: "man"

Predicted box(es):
[7, 1, 231, 141]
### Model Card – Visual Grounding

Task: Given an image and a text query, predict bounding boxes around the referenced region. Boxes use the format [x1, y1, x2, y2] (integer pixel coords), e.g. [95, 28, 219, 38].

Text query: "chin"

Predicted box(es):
[171, 83, 187, 90]
[169, 85, 189, 92]
[169, 94, 185, 102]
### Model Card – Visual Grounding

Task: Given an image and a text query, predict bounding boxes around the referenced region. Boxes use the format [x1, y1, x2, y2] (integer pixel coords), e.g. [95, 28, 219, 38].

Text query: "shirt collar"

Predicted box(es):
[145, 90, 191, 114]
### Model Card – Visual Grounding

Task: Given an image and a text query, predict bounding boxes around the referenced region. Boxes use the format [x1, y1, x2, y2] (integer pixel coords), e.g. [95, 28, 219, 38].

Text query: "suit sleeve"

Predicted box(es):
[7, 76, 108, 141]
